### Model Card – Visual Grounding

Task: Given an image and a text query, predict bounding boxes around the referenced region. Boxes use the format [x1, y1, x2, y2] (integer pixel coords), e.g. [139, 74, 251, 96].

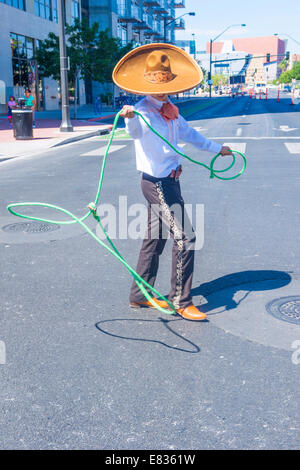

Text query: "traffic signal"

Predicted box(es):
[266, 53, 270, 62]
[245, 54, 251, 65]
[286, 51, 290, 60]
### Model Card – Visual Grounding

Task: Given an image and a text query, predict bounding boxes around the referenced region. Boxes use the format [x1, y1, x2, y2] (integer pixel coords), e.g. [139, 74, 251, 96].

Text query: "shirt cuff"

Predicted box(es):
[210, 142, 223, 154]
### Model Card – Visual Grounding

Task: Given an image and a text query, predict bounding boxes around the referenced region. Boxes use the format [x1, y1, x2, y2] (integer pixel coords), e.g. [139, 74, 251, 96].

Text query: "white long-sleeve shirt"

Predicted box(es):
[125, 95, 222, 178]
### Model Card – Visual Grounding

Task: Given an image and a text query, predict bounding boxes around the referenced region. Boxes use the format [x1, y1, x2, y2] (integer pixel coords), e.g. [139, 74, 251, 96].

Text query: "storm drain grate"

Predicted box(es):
[266, 296, 300, 325]
[2, 221, 60, 234]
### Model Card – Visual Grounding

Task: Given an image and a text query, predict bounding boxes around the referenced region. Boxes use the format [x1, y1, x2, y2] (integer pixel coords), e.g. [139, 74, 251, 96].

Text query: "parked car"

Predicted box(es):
[282, 85, 291, 93]
[254, 82, 267, 94]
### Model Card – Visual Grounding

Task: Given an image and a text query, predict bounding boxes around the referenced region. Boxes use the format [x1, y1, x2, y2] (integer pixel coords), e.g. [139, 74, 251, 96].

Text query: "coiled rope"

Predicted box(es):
[7, 110, 247, 315]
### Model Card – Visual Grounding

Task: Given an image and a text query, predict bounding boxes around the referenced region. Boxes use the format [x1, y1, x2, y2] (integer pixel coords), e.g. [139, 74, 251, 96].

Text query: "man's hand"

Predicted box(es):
[120, 105, 135, 119]
[220, 146, 233, 156]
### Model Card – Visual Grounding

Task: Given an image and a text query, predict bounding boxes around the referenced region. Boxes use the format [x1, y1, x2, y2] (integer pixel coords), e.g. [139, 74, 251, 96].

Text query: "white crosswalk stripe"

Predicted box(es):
[223, 143, 247, 154]
[80, 144, 126, 156]
[284, 143, 300, 154]
[77, 141, 300, 158]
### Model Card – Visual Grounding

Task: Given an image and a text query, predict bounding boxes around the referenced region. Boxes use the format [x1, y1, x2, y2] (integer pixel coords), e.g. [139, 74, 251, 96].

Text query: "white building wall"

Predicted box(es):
[0, 1, 79, 112]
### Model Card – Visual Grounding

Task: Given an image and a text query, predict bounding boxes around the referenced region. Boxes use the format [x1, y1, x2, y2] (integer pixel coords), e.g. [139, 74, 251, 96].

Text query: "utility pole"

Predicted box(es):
[58, 0, 73, 132]
[209, 39, 213, 98]
[209, 24, 246, 98]
[192, 33, 196, 60]
[163, 17, 167, 43]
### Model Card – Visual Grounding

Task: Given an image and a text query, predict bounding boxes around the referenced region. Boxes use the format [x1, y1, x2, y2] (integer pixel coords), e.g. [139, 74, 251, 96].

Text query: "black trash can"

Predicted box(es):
[12, 108, 33, 140]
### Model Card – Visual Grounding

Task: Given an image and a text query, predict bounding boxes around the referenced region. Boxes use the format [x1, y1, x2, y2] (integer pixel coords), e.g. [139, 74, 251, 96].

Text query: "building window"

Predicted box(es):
[117, 23, 127, 46]
[34, 0, 58, 21]
[0, 0, 25, 10]
[34, 0, 52, 20]
[52, 0, 58, 22]
[71, 0, 80, 22]
[10, 33, 36, 88]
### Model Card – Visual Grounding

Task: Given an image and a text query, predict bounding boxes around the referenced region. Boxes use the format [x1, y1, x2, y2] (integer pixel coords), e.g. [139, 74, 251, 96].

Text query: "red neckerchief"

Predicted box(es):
[160, 101, 179, 121]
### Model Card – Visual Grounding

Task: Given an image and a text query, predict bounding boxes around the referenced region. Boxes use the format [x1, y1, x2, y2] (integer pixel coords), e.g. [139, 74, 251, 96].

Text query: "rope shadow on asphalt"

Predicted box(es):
[95, 316, 201, 354]
[191, 269, 292, 315]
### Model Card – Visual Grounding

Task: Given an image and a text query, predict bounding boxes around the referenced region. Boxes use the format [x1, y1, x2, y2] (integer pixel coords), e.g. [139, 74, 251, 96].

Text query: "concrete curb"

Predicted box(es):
[51, 126, 112, 148]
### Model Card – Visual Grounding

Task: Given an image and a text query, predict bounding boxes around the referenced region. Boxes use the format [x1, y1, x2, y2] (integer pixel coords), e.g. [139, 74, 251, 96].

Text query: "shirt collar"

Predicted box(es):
[146, 95, 170, 109]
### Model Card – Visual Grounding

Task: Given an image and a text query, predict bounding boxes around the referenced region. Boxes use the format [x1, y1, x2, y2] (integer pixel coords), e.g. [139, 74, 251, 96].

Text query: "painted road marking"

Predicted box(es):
[273, 125, 298, 132]
[223, 143, 247, 154]
[203, 137, 300, 140]
[80, 145, 126, 156]
[236, 128, 242, 137]
[284, 143, 300, 154]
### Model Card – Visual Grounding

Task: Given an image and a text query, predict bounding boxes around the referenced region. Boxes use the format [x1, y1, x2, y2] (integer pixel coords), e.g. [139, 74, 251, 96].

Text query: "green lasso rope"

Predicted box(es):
[7, 110, 247, 316]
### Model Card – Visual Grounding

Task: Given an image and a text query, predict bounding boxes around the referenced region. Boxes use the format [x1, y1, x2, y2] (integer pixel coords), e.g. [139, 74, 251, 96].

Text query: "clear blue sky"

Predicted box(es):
[176, 0, 300, 54]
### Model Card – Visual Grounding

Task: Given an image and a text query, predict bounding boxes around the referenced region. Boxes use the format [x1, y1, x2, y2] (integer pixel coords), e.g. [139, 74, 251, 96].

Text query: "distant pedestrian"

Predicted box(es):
[22, 88, 36, 128]
[7, 95, 17, 127]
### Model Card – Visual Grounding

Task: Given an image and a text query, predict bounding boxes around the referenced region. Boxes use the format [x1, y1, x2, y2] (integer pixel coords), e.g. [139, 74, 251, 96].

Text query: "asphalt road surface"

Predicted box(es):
[0, 94, 300, 450]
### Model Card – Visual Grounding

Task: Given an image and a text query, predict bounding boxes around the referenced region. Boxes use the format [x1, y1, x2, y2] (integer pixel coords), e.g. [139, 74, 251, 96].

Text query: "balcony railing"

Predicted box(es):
[174, 18, 185, 30]
[174, 0, 185, 8]
[143, 0, 162, 7]
[133, 13, 153, 31]
[118, 2, 142, 23]
[153, 0, 169, 14]
[164, 8, 176, 20]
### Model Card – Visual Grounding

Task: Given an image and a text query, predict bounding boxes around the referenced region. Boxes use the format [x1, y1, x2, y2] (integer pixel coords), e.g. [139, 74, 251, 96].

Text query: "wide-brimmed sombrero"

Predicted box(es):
[112, 43, 203, 95]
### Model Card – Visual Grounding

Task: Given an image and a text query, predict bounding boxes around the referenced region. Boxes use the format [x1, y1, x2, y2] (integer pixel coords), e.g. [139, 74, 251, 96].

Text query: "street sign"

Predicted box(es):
[214, 63, 229, 68]
[230, 75, 245, 84]
[190, 40, 196, 56]
[208, 79, 213, 85]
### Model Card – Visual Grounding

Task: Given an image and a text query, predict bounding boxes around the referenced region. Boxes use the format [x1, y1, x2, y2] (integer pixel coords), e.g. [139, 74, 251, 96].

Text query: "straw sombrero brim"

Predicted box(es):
[112, 43, 203, 95]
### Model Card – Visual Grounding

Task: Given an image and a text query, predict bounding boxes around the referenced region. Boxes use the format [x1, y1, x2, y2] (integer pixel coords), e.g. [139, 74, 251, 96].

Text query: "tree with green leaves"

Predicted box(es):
[211, 74, 227, 87]
[279, 62, 300, 84]
[36, 18, 133, 117]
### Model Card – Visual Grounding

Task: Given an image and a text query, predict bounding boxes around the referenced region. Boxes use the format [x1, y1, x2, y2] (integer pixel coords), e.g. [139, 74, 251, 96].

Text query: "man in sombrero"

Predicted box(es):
[113, 44, 232, 321]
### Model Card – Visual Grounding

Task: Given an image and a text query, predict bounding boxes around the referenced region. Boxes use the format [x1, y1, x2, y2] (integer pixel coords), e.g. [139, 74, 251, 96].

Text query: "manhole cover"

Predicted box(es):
[266, 296, 300, 325]
[2, 221, 60, 234]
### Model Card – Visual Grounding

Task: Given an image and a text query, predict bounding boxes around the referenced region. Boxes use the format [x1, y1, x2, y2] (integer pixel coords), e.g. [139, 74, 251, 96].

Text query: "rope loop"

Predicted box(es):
[7, 109, 247, 316]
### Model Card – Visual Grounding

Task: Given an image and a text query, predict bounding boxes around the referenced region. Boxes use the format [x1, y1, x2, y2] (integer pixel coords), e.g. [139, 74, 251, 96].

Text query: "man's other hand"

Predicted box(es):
[220, 146, 233, 156]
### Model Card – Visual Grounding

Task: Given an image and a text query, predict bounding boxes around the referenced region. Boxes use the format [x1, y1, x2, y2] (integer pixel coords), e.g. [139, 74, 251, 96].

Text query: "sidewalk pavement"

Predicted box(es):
[0, 117, 113, 161]
[0, 96, 220, 161]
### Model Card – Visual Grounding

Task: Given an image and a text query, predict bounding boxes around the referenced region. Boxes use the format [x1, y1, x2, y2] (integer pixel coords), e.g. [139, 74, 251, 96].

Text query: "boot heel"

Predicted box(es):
[129, 302, 142, 308]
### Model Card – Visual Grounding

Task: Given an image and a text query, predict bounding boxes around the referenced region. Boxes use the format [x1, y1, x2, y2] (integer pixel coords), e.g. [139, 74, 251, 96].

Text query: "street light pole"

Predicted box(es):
[209, 38, 213, 98]
[163, 11, 195, 44]
[58, 0, 73, 132]
[192, 33, 196, 60]
[209, 23, 246, 98]
[274, 33, 300, 47]
[163, 17, 167, 43]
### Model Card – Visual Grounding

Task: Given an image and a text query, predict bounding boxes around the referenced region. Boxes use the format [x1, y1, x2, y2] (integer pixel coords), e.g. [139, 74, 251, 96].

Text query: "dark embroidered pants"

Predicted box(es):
[129, 173, 196, 309]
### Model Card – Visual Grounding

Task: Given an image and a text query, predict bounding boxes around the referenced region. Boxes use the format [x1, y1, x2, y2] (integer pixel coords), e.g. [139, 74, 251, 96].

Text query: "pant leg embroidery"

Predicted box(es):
[155, 181, 184, 309]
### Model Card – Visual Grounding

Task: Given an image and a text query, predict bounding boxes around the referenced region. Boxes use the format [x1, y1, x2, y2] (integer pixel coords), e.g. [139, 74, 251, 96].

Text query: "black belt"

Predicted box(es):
[142, 165, 182, 183]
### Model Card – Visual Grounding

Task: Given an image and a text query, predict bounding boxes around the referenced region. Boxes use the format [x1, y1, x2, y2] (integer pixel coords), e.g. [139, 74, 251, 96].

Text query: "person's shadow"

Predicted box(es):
[95, 270, 291, 352]
[191, 270, 292, 315]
